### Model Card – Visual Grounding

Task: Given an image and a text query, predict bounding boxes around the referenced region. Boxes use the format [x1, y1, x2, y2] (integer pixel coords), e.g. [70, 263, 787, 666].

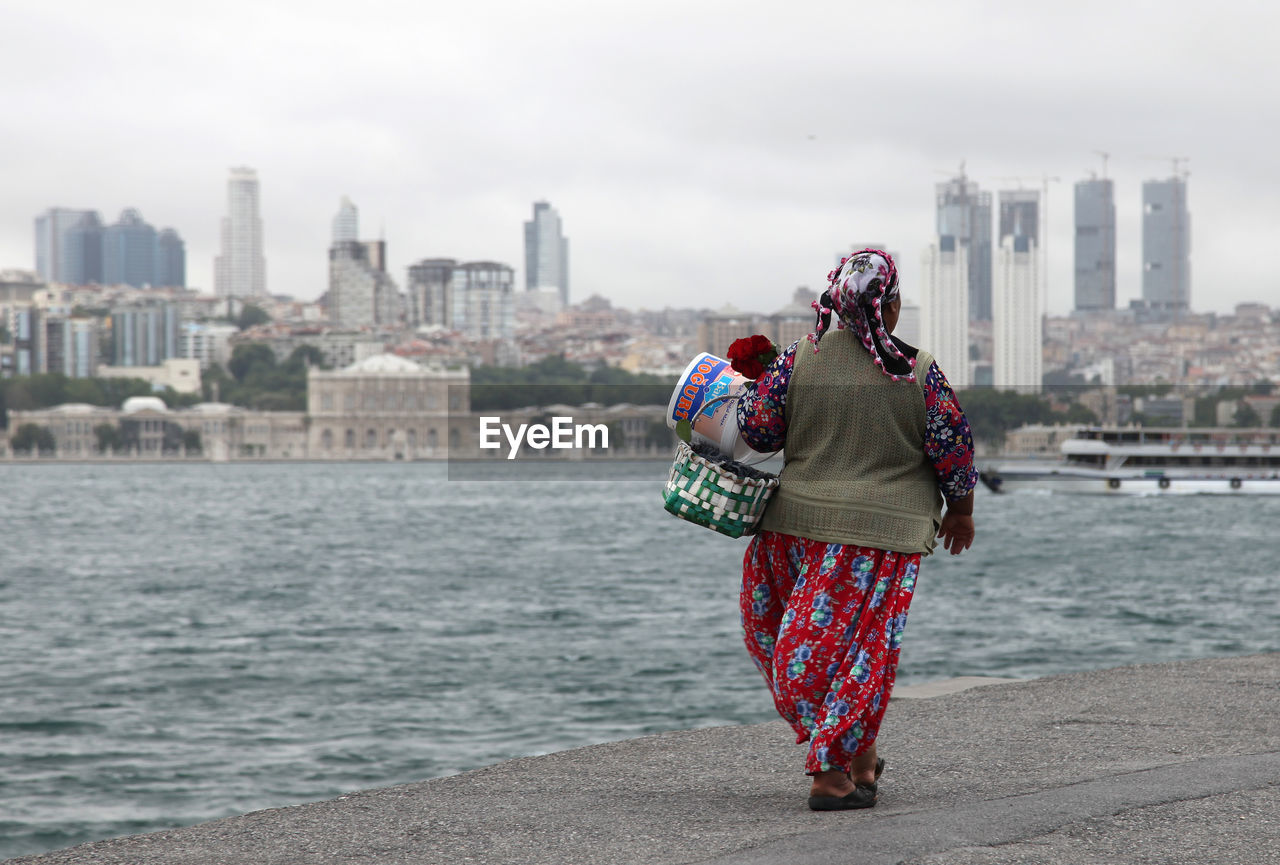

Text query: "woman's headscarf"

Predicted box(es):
[806, 248, 915, 382]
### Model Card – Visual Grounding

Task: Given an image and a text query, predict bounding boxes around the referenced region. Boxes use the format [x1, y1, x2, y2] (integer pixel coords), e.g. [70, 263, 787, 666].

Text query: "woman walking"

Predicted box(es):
[735, 249, 977, 811]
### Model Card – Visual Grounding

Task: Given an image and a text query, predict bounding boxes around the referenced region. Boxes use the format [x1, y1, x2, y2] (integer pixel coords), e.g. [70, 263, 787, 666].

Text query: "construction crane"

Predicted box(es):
[1141, 155, 1191, 179]
[1092, 150, 1110, 179]
[933, 160, 969, 181]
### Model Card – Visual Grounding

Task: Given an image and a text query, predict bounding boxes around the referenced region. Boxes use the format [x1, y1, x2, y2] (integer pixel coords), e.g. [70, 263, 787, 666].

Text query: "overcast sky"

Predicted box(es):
[2, 0, 1276, 315]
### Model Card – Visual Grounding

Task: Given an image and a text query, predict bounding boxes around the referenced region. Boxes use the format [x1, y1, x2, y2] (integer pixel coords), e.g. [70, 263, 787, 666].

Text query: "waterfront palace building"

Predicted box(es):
[305, 353, 469, 459]
[4, 353, 679, 461]
[4, 354, 470, 461]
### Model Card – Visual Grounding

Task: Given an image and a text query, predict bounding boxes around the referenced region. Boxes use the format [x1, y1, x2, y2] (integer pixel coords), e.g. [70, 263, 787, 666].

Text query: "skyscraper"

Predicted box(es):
[333, 196, 358, 243]
[993, 190, 1042, 391]
[179, 321, 239, 370]
[63, 212, 105, 286]
[920, 236, 970, 389]
[998, 190, 1039, 249]
[936, 171, 992, 322]
[1074, 178, 1116, 311]
[407, 258, 456, 328]
[34, 208, 96, 282]
[405, 258, 514, 340]
[45, 316, 99, 378]
[328, 240, 401, 327]
[215, 167, 266, 299]
[154, 228, 186, 288]
[993, 234, 1041, 391]
[12, 307, 44, 375]
[454, 262, 514, 341]
[112, 301, 180, 367]
[1142, 176, 1190, 312]
[102, 209, 158, 288]
[523, 201, 569, 306]
[37, 208, 183, 287]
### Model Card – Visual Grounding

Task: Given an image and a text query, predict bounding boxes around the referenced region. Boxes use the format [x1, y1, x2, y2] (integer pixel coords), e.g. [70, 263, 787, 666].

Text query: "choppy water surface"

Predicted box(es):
[2, 462, 1277, 858]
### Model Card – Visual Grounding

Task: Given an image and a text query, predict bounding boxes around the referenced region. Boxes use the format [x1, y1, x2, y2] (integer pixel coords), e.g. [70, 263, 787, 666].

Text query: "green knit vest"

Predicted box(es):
[759, 330, 943, 554]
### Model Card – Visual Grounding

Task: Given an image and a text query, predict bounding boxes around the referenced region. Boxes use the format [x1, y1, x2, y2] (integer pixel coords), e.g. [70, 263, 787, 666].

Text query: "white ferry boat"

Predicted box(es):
[980, 426, 1280, 495]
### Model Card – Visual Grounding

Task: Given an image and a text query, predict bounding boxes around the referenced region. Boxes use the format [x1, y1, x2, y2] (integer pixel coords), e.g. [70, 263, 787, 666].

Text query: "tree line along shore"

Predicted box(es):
[3, 345, 1278, 457]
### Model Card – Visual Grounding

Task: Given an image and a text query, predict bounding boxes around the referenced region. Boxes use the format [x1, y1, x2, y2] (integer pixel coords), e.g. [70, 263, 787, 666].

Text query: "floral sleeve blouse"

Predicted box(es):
[735, 341, 978, 503]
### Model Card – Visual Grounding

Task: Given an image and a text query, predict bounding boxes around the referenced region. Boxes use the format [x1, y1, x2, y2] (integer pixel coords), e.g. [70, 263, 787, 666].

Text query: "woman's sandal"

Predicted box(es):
[807, 783, 877, 811]
[845, 757, 885, 788]
[808, 758, 885, 811]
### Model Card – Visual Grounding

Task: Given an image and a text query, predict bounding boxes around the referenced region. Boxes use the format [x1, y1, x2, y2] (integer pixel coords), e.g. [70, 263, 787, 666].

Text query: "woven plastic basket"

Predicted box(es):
[663, 440, 779, 538]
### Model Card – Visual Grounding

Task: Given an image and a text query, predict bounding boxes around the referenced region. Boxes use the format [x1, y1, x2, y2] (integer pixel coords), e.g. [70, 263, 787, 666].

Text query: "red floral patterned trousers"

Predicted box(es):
[740, 530, 921, 774]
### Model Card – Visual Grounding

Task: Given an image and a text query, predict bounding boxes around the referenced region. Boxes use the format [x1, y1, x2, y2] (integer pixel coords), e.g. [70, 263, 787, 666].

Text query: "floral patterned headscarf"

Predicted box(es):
[807, 248, 915, 382]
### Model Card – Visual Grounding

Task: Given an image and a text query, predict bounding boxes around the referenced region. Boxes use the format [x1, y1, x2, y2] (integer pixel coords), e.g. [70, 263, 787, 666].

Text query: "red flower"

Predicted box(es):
[727, 334, 780, 379]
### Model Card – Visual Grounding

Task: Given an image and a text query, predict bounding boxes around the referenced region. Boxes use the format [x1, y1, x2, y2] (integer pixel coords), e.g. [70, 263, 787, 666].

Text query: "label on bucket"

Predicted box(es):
[667, 351, 778, 462]
[670, 354, 736, 425]
[699, 370, 737, 418]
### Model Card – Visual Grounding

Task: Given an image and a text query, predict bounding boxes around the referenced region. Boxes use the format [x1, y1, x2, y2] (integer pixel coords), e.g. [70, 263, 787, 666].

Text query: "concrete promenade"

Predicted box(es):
[8, 653, 1279, 865]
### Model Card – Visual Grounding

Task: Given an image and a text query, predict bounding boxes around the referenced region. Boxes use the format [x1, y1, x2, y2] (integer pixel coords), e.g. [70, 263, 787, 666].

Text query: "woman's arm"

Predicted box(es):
[922, 361, 978, 554]
[734, 340, 799, 453]
[937, 490, 975, 555]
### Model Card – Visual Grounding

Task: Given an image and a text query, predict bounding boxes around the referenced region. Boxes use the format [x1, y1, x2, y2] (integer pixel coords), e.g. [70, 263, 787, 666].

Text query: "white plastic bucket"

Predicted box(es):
[666, 353, 770, 460]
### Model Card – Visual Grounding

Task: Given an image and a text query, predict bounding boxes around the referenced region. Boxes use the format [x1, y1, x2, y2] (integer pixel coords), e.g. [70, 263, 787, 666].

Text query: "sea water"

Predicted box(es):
[2, 461, 1277, 858]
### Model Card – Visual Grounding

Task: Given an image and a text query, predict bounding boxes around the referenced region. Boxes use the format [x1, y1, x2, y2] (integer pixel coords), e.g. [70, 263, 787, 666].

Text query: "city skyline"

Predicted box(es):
[1, 2, 1276, 316]
[15, 165, 1232, 316]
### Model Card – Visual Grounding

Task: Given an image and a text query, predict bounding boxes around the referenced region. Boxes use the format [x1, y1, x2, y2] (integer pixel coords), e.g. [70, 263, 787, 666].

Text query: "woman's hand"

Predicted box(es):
[937, 511, 975, 555]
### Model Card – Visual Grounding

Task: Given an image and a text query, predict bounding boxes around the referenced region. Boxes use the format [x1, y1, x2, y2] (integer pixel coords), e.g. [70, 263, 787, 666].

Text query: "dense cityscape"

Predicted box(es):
[2, 164, 1278, 461]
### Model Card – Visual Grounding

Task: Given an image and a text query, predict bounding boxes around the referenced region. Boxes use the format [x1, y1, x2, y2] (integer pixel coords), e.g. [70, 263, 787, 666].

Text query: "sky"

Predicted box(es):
[2, 0, 1277, 316]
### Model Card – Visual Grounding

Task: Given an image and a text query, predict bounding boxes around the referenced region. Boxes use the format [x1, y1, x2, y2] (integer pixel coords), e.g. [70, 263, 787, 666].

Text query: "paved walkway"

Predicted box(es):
[8, 653, 1279, 865]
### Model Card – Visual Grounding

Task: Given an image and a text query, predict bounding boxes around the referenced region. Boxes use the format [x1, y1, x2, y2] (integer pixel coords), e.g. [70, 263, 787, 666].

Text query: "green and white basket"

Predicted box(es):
[663, 440, 779, 538]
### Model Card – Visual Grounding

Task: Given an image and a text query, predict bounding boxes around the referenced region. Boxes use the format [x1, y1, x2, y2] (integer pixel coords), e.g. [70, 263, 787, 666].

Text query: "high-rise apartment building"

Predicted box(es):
[896, 302, 921, 348]
[333, 196, 358, 243]
[1142, 176, 1190, 312]
[35, 208, 95, 283]
[936, 172, 992, 322]
[405, 258, 514, 340]
[64, 212, 105, 285]
[993, 235, 1041, 391]
[454, 262, 514, 341]
[179, 321, 239, 370]
[993, 189, 1042, 391]
[328, 240, 401, 327]
[215, 167, 267, 299]
[154, 228, 186, 288]
[407, 258, 456, 329]
[998, 190, 1039, 249]
[1074, 178, 1116, 311]
[523, 201, 569, 306]
[38, 207, 184, 288]
[101, 210, 185, 288]
[111, 301, 180, 367]
[103, 209, 158, 288]
[45, 316, 100, 378]
[920, 237, 970, 388]
[1, 272, 44, 377]
[11, 307, 44, 375]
